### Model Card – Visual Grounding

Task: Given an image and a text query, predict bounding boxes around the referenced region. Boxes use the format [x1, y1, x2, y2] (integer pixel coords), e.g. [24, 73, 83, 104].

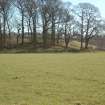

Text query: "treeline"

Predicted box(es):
[0, 0, 105, 49]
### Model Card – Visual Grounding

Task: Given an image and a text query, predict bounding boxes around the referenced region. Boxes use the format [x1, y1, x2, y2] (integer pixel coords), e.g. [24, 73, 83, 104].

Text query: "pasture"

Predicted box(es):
[0, 52, 105, 105]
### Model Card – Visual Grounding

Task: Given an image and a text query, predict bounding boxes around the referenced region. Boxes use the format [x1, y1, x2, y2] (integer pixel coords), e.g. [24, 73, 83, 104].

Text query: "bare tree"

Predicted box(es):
[15, 0, 27, 45]
[47, 0, 62, 46]
[60, 2, 74, 48]
[24, 0, 38, 46]
[75, 3, 101, 49]
[75, 4, 85, 49]
[79, 3, 101, 48]
[39, 0, 51, 47]
[0, 0, 13, 47]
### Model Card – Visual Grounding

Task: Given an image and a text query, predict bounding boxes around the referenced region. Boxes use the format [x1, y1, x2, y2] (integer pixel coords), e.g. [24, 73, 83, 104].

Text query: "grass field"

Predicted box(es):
[0, 52, 105, 105]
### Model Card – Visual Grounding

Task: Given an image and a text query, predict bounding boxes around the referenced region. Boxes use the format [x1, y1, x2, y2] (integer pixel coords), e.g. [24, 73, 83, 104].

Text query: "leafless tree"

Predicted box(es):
[24, 0, 38, 46]
[15, 0, 27, 45]
[0, 0, 13, 47]
[79, 3, 101, 48]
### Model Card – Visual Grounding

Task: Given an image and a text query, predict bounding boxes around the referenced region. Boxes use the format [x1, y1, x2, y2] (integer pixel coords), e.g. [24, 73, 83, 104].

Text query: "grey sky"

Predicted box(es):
[63, 0, 105, 18]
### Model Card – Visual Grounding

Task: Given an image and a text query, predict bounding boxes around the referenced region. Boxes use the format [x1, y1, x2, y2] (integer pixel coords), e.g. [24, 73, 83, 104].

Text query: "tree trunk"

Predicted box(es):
[85, 19, 90, 49]
[7, 20, 11, 48]
[64, 25, 70, 49]
[17, 29, 20, 46]
[32, 15, 37, 46]
[42, 19, 48, 48]
[80, 11, 84, 49]
[85, 38, 89, 49]
[0, 17, 2, 49]
[21, 12, 24, 45]
[51, 16, 55, 46]
[17, 36, 19, 46]
[28, 18, 33, 41]
[3, 14, 6, 47]
[43, 29, 47, 48]
[57, 33, 60, 44]
[80, 35, 83, 49]
[65, 41, 69, 49]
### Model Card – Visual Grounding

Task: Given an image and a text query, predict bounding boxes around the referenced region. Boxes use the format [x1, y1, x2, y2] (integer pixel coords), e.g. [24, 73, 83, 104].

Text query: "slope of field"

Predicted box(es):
[0, 40, 96, 53]
[0, 53, 105, 105]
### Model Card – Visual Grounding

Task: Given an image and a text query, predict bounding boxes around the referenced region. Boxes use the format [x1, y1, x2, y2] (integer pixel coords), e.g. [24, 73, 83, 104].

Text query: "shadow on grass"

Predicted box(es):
[0, 43, 97, 54]
[0, 47, 97, 54]
[0, 48, 81, 54]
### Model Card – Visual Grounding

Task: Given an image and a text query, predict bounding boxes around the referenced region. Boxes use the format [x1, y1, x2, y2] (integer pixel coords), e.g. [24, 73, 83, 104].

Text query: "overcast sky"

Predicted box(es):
[63, 0, 105, 18]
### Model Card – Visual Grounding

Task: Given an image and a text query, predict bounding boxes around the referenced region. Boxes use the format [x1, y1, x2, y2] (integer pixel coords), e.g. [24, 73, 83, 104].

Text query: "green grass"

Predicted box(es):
[0, 52, 105, 105]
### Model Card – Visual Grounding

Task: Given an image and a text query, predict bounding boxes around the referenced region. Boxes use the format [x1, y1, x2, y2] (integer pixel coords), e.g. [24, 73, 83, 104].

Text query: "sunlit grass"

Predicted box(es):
[0, 52, 105, 105]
